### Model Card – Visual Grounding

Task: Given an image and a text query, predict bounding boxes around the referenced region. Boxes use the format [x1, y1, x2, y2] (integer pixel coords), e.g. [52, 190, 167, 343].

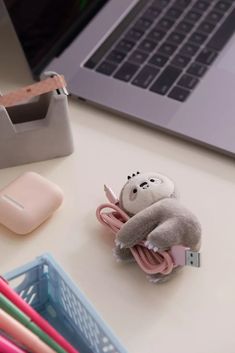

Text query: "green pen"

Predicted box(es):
[0, 293, 67, 353]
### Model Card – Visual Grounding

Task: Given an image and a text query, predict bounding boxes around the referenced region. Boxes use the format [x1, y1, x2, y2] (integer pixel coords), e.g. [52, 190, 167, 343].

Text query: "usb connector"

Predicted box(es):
[170, 245, 201, 268]
[185, 249, 201, 267]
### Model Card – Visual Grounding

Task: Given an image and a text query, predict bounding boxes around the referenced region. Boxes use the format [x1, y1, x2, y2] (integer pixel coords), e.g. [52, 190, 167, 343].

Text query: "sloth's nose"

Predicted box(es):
[140, 181, 148, 188]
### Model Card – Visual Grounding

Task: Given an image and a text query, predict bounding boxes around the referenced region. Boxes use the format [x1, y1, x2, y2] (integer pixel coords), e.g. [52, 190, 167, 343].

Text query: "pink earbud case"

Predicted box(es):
[0, 172, 63, 234]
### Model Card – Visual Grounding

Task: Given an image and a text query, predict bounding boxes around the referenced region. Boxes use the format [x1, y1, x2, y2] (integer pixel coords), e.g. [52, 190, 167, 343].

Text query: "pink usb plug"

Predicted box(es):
[104, 185, 119, 205]
[170, 245, 201, 267]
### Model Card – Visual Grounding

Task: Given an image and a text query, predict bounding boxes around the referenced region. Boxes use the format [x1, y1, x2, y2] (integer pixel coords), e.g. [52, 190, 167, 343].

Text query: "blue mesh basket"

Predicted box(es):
[3, 253, 128, 353]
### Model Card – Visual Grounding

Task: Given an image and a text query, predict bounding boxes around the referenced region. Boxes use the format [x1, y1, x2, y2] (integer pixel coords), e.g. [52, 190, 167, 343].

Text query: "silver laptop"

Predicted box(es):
[3, 0, 235, 157]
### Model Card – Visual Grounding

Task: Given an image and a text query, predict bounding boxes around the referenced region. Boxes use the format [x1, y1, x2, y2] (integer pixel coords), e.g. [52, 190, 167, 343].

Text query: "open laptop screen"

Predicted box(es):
[4, 0, 108, 75]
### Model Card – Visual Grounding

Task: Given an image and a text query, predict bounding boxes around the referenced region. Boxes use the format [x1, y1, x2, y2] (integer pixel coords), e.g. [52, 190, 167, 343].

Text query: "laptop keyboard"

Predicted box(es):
[84, 0, 235, 102]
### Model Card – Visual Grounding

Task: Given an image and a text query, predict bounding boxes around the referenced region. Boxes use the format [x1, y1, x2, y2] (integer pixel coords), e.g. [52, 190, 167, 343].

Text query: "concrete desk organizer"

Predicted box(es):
[0, 72, 74, 169]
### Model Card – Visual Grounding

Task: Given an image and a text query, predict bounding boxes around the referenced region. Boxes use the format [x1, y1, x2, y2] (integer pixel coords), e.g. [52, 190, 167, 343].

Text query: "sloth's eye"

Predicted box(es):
[150, 179, 155, 182]
[133, 188, 137, 193]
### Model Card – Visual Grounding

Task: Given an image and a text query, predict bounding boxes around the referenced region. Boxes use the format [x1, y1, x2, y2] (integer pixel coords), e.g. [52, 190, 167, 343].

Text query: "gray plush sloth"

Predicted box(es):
[114, 172, 201, 283]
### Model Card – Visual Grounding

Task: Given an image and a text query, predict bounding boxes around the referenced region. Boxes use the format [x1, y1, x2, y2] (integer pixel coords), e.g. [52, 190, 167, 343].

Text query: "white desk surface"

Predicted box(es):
[1, 21, 235, 353]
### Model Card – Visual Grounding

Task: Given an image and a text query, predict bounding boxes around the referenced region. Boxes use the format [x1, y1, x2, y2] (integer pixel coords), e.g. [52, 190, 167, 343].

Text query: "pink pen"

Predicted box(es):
[0, 309, 56, 353]
[0, 335, 26, 353]
[0, 277, 79, 353]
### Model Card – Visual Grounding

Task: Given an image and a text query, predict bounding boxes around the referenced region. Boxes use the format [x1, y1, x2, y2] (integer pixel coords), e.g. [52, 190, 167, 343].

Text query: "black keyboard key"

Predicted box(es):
[197, 21, 215, 34]
[150, 65, 182, 95]
[176, 20, 194, 34]
[138, 39, 158, 53]
[192, 1, 210, 12]
[173, 0, 192, 10]
[143, 6, 162, 21]
[96, 61, 117, 76]
[205, 10, 224, 23]
[171, 54, 191, 68]
[129, 50, 149, 64]
[135, 17, 153, 31]
[187, 62, 207, 77]
[167, 31, 186, 45]
[168, 86, 191, 101]
[184, 10, 202, 23]
[180, 42, 200, 57]
[152, 0, 171, 9]
[165, 7, 183, 20]
[207, 8, 235, 51]
[126, 27, 144, 42]
[116, 39, 135, 53]
[178, 74, 199, 89]
[84, 0, 147, 69]
[188, 31, 207, 45]
[132, 65, 160, 88]
[149, 53, 169, 67]
[157, 17, 175, 31]
[214, 1, 232, 12]
[84, 60, 96, 69]
[114, 62, 139, 82]
[106, 50, 126, 64]
[158, 42, 178, 56]
[148, 28, 166, 42]
[196, 47, 218, 65]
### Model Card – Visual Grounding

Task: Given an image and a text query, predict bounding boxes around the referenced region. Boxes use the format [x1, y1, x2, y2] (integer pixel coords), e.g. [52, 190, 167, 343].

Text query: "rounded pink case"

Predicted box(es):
[0, 172, 63, 234]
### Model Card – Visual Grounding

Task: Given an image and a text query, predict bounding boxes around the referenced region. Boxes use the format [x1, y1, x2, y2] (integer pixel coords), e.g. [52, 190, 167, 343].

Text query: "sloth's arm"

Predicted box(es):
[116, 203, 163, 248]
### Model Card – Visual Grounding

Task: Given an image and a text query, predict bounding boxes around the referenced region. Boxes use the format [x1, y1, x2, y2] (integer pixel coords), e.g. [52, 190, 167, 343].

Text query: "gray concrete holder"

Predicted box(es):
[0, 73, 74, 169]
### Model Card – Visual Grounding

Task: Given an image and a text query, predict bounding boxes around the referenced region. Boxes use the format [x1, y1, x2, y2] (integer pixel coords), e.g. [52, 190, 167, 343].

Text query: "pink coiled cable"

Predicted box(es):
[96, 197, 176, 275]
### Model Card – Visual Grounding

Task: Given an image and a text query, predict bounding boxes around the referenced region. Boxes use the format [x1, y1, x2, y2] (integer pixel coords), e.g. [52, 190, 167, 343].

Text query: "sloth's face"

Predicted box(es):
[120, 172, 175, 215]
